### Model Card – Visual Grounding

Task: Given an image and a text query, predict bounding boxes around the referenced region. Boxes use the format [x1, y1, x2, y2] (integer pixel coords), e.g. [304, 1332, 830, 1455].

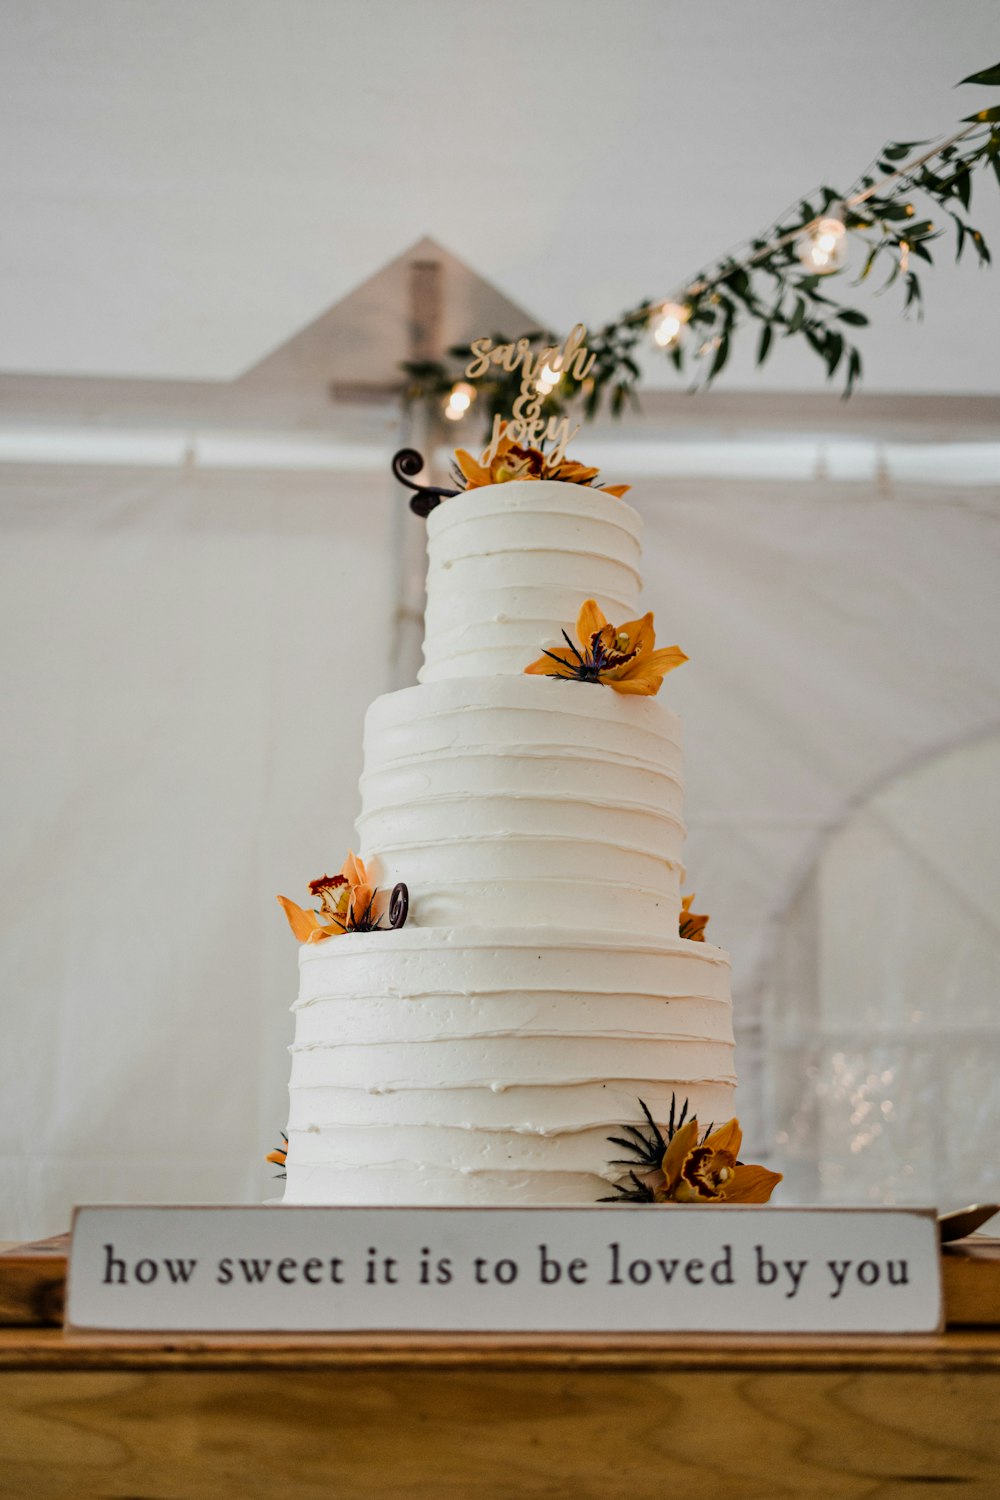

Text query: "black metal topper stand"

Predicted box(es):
[392, 448, 460, 517]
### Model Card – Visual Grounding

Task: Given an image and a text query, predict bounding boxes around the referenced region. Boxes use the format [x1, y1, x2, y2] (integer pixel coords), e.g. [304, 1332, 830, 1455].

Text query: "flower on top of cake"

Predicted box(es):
[524, 598, 687, 697]
[679, 892, 710, 942]
[277, 852, 409, 943]
[602, 1097, 782, 1206]
[453, 423, 630, 497]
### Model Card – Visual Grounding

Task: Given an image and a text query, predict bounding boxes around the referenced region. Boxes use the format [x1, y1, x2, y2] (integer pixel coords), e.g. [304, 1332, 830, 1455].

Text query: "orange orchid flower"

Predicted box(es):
[277, 851, 386, 944]
[454, 423, 629, 497]
[680, 892, 710, 942]
[656, 1117, 782, 1204]
[524, 598, 687, 697]
[265, 1132, 287, 1170]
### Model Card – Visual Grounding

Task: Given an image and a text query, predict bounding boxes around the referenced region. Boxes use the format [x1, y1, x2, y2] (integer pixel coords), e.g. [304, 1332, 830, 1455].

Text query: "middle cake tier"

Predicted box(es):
[357, 673, 686, 934]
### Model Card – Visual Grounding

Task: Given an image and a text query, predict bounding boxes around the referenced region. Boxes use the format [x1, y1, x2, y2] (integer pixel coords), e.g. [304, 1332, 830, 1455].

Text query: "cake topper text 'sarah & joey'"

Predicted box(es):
[464, 322, 594, 466]
[392, 324, 606, 516]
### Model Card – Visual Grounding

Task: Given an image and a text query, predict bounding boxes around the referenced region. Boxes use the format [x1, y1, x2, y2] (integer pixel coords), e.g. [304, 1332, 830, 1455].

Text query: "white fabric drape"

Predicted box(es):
[2, 460, 998, 1238]
[0, 464, 396, 1238]
[639, 475, 1000, 1180]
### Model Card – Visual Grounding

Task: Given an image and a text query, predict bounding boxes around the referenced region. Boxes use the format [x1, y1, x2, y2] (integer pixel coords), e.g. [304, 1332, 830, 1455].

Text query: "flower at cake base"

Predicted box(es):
[657, 1117, 782, 1204]
[277, 851, 388, 944]
[524, 598, 687, 697]
[679, 892, 710, 942]
[601, 1096, 782, 1205]
[454, 423, 630, 497]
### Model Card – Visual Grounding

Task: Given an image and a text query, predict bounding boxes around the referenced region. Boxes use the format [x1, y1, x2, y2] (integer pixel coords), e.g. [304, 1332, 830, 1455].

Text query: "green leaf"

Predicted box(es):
[882, 140, 927, 159]
[904, 272, 923, 314]
[708, 334, 730, 379]
[787, 296, 807, 333]
[824, 331, 845, 377]
[962, 106, 1000, 123]
[957, 63, 1000, 87]
[857, 244, 880, 283]
[844, 346, 863, 398]
[953, 215, 968, 260]
[756, 322, 774, 366]
[955, 166, 973, 211]
[803, 326, 827, 359]
[971, 229, 993, 265]
[910, 240, 934, 264]
[836, 308, 869, 326]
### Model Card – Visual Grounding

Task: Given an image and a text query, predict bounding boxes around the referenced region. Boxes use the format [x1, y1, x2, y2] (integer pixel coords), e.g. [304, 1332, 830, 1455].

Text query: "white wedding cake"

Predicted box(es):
[278, 475, 737, 1205]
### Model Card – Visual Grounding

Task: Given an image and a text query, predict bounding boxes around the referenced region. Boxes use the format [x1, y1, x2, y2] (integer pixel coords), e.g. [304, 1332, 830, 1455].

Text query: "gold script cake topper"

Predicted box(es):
[463, 323, 596, 466]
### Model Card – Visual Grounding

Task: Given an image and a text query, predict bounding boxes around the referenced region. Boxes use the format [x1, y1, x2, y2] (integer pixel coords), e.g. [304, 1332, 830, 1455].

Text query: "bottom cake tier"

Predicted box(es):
[280, 927, 736, 1206]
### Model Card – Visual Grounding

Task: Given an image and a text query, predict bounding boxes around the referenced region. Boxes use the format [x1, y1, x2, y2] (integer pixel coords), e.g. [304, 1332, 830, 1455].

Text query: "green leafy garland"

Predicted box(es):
[403, 63, 1000, 423]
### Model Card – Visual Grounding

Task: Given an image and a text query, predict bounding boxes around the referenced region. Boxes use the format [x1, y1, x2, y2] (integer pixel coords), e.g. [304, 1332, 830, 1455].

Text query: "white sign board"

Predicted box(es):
[67, 1204, 943, 1334]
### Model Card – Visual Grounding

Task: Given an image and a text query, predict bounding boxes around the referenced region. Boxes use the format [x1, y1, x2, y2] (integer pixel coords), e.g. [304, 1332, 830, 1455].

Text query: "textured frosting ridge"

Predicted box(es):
[420, 480, 643, 681]
[358, 674, 685, 933]
[283, 929, 736, 1206]
[280, 477, 737, 1206]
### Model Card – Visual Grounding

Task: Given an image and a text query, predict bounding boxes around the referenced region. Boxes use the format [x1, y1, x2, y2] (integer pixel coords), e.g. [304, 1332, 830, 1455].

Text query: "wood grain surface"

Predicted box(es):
[4, 1324, 1000, 1370]
[4, 1241, 1000, 1497]
[3, 1362, 1000, 1499]
[3, 1330, 1000, 1498]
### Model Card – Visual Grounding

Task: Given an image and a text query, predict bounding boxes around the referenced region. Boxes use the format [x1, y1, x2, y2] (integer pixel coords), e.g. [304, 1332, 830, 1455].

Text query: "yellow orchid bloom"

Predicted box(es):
[277, 851, 387, 943]
[680, 892, 710, 942]
[265, 1132, 288, 1169]
[524, 598, 687, 697]
[454, 422, 629, 496]
[657, 1117, 782, 1204]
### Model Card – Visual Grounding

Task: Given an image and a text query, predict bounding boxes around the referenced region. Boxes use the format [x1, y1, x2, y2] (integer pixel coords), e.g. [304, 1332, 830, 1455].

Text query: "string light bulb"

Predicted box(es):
[536, 362, 561, 395]
[797, 210, 848, 274]
[652, 301, 690, 348]
[443, 381, 477, 421]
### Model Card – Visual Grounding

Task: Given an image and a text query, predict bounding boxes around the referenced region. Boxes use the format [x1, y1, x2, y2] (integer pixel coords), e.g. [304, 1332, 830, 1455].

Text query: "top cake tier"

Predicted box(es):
[420, 480, 644, 682]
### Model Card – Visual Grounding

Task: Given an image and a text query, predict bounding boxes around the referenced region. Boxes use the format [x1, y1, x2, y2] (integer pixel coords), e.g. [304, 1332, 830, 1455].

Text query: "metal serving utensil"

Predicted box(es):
[938, 1204, 999, 1243]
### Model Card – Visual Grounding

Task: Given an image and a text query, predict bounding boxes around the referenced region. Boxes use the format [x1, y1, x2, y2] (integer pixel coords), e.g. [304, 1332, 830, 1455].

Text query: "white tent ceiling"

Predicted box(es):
[2, 0, 999, 395]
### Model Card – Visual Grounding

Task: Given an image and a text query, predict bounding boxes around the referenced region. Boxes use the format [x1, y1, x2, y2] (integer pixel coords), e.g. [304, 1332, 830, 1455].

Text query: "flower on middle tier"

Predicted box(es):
[679, 892, 710, 942]
[277, 851, 390, 943]
[524, 598, 687, 697]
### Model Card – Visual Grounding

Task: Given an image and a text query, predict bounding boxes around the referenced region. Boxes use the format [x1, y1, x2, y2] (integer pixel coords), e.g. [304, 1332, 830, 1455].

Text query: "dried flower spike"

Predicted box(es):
[525, 598, 687, 697]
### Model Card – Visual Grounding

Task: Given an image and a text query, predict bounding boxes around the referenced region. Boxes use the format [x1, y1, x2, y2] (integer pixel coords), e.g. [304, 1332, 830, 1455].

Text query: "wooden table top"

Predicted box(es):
[4, 1323, 1000, 1372]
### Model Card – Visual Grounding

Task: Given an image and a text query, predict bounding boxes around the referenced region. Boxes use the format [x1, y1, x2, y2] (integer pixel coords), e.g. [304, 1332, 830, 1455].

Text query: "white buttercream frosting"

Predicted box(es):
[282, 928, 736, 1205]
[358, 674, 685, 934]
[278, 476, 737, 1207]
[420, 480, 644, 681]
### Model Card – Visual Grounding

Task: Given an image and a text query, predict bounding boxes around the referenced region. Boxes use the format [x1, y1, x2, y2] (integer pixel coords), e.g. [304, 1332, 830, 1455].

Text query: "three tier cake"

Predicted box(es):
[276, 469, 737, 1205]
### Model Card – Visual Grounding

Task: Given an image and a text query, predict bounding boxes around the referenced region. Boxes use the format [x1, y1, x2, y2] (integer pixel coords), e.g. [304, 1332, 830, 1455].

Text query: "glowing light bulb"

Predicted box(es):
[536, 362, 561, 395]
[443, 381, 476, 421]
[652, 301, 689, 348]
[797, 215, 848, 274]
